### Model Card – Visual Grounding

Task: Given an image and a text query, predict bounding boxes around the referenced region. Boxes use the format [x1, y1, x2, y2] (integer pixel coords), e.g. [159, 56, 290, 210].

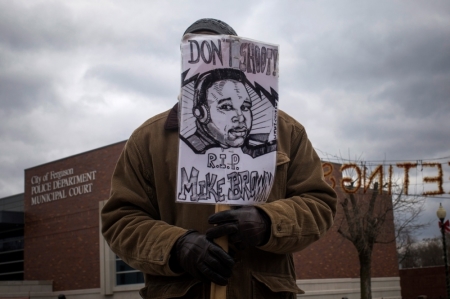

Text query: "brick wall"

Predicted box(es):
[400, 266, 448, 299]
[293, 162, 399, 279]
[24, 141, 126, 291]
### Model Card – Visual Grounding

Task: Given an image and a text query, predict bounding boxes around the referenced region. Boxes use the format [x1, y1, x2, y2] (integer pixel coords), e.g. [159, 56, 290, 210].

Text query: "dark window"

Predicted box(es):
[0, 227, 24, 281]
[116, 256, 144, 285]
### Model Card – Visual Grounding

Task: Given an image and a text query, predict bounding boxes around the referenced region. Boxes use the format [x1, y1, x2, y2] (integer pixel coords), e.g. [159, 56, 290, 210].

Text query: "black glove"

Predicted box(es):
[171, 231, 234, 286]
[206, 206, 271, 249]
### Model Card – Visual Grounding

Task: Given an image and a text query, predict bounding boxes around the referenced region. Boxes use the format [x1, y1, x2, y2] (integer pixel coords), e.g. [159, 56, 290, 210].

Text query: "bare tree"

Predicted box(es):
[396, 228, 419, 267]
[400, 236, 450, 268]
[394, 189, 428, 242]
[336, 163, 427, 299]
[395, 195, 430, 267]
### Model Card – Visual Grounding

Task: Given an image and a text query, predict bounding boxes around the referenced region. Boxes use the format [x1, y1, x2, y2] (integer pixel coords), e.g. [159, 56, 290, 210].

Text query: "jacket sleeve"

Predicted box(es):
[257, 126, 337, 254]
[101, 136, 187, 276]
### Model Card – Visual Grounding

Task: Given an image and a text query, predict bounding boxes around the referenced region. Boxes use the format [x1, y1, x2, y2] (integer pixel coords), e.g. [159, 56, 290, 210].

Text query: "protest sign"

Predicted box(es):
[177, 34, 279, 205]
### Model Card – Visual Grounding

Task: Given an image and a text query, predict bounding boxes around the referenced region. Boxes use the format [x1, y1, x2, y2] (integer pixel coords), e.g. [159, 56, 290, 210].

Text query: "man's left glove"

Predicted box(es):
[170, 231, 235, 286]
[206, 206, 271, 248]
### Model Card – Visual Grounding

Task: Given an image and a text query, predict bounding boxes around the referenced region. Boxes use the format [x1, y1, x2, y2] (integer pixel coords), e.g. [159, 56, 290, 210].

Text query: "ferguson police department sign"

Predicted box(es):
[30, 168, 97, 205]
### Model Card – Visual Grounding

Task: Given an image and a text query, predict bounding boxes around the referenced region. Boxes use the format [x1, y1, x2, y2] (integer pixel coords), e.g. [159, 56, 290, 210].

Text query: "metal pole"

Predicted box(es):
[440, 219, 450, 299]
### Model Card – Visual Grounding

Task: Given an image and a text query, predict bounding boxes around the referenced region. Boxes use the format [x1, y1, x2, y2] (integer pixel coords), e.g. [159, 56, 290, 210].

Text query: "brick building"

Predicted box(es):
[0, 141, 401, 299]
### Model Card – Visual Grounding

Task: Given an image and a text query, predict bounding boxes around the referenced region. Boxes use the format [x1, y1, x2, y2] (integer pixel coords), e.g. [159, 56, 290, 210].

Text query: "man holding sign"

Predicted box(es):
[102, 18, 337, 299]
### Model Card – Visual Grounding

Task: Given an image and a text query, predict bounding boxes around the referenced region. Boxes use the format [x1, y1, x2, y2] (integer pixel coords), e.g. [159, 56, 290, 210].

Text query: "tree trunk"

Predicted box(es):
[359, 250, 372, 299]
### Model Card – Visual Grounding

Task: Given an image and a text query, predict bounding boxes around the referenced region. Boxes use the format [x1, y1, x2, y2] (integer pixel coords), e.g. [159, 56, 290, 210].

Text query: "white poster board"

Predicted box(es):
[176, 34, 279, 205]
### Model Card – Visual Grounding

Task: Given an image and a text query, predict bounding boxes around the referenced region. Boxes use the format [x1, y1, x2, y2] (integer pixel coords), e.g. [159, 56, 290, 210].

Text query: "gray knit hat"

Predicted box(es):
[183, 18, 237, 36]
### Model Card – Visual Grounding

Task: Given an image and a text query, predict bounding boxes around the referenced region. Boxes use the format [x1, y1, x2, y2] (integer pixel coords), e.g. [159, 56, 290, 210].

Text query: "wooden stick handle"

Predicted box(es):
[210, 204, 230, 299]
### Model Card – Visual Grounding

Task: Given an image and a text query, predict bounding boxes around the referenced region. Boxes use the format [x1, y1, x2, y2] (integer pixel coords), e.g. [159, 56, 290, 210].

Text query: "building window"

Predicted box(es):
[0, 227, 24, 281]
[115, 256, 144, 285]
[99, 200, 144, 295]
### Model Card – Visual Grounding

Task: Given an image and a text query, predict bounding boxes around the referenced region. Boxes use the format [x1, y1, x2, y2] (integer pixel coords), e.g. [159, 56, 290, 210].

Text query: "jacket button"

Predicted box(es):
[159, 255, 163, 261]
[277, 224, 282, 232]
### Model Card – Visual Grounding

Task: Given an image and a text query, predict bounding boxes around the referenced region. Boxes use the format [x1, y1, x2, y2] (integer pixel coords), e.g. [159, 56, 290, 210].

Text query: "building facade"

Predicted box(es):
[1, 141, 401, 299]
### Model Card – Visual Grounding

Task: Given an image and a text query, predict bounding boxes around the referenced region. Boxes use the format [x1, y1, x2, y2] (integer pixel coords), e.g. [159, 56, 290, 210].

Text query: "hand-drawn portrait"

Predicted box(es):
[180, 68, 277, 158]
[177, 35, 279, 205]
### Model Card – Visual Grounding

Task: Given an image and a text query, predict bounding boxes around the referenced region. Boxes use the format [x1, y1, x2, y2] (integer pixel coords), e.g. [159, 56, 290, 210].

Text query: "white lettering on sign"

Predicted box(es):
[30, 168, 97, 206]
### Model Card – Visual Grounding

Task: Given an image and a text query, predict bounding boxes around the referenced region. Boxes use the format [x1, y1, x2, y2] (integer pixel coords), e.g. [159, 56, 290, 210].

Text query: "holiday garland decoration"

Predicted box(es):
[422, 162, 444, 196]
[323, 161, 449, 196]
[439, 219, 450, 233]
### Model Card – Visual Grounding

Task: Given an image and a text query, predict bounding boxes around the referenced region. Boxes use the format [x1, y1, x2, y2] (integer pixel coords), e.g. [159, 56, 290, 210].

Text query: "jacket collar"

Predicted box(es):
[164, 103, 179, 130]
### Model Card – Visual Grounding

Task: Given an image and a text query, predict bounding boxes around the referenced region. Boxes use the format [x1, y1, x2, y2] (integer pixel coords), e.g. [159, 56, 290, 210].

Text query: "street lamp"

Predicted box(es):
[437, 203, 450, 299]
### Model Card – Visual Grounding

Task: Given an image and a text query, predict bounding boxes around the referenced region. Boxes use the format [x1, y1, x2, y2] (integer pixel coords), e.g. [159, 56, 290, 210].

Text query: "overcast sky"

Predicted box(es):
[1, 0, 449, 240]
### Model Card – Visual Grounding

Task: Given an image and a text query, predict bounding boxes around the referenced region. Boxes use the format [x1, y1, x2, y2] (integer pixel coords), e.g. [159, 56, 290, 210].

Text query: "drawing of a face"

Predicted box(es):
[204, 80, 252, 148]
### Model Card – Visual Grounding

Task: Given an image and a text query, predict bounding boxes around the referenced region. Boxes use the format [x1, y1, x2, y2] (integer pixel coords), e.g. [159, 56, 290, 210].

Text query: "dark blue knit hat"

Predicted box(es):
[184, 18, 237, 36]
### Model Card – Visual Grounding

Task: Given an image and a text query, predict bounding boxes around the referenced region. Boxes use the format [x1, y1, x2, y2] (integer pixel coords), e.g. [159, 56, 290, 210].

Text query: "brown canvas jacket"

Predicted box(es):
[101, 104, 337, 299]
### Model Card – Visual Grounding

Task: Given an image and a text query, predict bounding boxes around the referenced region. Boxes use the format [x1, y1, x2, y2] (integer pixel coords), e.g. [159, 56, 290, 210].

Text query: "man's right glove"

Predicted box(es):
[206, 206, 271, 249]
[171, 231, 235, 286]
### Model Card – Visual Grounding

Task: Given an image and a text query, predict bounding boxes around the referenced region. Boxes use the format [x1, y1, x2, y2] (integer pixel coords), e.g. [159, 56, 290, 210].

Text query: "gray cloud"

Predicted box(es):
[84, 62, 177, 99]
[0, 0, 449, 242]
[0, 71, 55, 112]
[0, 2, 80, 51]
